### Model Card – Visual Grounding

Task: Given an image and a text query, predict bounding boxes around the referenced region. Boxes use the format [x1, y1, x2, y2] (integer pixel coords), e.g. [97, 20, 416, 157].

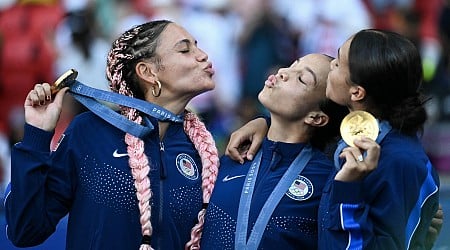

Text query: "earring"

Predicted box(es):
[152, 80, 162, 97]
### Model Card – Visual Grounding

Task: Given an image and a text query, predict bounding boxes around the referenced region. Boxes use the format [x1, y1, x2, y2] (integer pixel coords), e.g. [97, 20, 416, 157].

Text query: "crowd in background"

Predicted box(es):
[0, 0, 449, 199]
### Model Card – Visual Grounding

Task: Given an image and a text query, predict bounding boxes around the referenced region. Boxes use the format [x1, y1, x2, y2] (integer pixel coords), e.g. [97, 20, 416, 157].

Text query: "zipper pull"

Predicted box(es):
[159, 141, 167, 179]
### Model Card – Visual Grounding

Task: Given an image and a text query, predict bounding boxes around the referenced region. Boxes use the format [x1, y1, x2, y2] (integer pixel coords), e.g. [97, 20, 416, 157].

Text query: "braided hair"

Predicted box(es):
[105, 20, 219, 250]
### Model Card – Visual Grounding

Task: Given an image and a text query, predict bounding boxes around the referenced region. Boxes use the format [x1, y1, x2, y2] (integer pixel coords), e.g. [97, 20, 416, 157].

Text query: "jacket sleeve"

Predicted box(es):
[322, 155, 439, 250]
[4, 123, 75, 247]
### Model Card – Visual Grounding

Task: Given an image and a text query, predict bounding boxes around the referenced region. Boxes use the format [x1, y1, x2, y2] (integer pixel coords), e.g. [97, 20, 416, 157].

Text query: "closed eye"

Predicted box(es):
[298, 76, 306, 84]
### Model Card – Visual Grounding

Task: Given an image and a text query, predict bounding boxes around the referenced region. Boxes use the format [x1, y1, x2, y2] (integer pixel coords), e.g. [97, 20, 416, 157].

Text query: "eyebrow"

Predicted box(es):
[174, 38, 197, 48]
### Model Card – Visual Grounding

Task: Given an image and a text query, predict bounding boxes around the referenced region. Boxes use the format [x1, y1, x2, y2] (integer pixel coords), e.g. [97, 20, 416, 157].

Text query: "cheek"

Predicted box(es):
[326, 74, 337, 94]
[326, 74, 344, 104]
[325, 76, 332, 98]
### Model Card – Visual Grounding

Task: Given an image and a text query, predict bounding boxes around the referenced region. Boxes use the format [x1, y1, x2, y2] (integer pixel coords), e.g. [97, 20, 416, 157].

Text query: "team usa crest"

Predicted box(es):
[176, 153, 199, 180]
[286, 175, 313, 201]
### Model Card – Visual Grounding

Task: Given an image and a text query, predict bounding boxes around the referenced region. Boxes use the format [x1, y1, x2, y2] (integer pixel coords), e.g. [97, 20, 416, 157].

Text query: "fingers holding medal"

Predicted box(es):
[335, 111, 381, 181]
[27, 69, 78, 107]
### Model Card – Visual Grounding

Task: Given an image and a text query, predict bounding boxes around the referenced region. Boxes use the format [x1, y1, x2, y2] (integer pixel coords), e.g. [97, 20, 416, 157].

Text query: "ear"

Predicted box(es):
[349, 85, 366, 102]
[135, 61, 158, 83]
[304, 111, 329, 127]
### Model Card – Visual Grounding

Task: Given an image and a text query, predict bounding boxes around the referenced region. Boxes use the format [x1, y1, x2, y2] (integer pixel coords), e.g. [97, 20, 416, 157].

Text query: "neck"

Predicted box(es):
[267, 115, 311, 143]
[146, 98, 188, 140]
[157, 100, 187, 116]
[348, 101, 369, 113]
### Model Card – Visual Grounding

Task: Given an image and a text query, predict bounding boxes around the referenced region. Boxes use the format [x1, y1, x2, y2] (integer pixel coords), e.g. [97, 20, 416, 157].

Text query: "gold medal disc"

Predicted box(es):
[51, 69, 78, 95]
[340, 110, 379, 147]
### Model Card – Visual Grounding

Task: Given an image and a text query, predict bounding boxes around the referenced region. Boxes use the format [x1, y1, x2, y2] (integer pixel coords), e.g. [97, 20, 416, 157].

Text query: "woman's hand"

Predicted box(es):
[335, 136, 380, 182]
[24, 83, 69, 131]
[225, 117, 268, 164]
[426, 204, 444, 248]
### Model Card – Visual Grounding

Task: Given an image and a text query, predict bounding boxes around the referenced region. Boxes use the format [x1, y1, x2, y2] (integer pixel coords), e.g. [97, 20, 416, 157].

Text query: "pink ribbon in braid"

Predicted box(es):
[183, 111, 220, 250]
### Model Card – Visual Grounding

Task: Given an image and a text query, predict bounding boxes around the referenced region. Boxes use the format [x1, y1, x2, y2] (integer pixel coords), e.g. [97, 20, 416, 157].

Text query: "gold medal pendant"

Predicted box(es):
[51, 69, 78, 95]
[340, 110, 379, 147]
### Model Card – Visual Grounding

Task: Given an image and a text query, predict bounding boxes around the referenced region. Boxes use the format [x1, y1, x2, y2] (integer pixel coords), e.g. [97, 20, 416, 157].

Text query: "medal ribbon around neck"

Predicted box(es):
[235, 144, 313, 250]
[53, 69, 184, 138]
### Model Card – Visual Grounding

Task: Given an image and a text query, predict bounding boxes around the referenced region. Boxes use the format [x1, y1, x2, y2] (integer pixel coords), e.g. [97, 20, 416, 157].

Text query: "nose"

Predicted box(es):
[278, 68, 288, 81]
[196, 47, 208, 62]
[330, 58, 337, 70]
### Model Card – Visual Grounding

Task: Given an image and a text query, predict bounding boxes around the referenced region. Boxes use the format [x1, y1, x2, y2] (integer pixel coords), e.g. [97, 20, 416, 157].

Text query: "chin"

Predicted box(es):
[196, 86, 215, 96]
[258, 94, 270, 108]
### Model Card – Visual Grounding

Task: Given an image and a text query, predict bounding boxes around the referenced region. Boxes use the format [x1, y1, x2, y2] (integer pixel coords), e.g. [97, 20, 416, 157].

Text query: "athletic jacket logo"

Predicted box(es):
[286, 175, 313, 201]
[222, 175, 245, 182]
[176, 153, 199, 180]
[113, 149, 128, 158]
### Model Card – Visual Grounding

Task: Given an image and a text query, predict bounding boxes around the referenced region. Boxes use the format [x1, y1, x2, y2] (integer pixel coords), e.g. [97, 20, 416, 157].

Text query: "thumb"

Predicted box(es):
[53, 87, 69, 106]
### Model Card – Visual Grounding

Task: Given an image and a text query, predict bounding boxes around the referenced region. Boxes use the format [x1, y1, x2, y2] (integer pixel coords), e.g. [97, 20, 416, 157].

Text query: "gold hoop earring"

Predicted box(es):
[152, 80, 162, 97]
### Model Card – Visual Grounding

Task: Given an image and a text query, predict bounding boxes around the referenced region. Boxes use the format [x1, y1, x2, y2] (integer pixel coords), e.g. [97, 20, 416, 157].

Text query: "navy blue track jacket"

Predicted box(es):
[201, 139, 334, 249]
[5, 111, 204, 250]
[318, 129, 440, 249]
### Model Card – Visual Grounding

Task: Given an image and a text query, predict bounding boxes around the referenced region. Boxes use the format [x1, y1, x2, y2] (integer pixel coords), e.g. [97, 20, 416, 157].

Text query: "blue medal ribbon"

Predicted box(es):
[65, 80, 184, 138]
[235, 144, 313, 250]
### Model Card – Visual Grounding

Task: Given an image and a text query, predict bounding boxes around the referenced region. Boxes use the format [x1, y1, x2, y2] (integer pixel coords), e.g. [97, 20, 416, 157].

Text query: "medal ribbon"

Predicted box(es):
[65, 80, 184, 138]
[235, 144, 313, 250]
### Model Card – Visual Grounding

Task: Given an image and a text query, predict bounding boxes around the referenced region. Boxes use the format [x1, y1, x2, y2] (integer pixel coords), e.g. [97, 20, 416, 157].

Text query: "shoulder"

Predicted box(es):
[219, 155, 250, 171]
[69, 111, 117, 129]
[65, 111, 124, 138]
[308, 147, 334, 170]
[375, 132, 432, 180]
[217, 155, 253, 179]
[380, 132, 428, 167]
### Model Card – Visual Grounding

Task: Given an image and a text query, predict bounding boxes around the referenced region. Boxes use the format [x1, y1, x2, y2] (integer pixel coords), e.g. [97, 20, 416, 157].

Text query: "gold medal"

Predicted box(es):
[51, 69, 78, 95]
[340, 110, 379, 147]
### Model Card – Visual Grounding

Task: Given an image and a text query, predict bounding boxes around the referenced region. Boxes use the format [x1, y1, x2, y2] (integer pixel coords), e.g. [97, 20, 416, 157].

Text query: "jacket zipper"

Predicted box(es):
[158, 141, 165, 248]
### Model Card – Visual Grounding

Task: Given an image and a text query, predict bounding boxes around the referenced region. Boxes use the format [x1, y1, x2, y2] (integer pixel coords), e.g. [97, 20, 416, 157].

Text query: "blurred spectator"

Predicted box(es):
[149, 0, 182, 21]
[179, 0, 242, 152]
[54, 5, 110, 92]
[437, 0, 450, 121]
[112, 0, 149, 38]
[233, 0, 297, 122]
[422, 0, 450, 174]
[0, 0, 63, 210]
[363, 0, 443, 82]
[54, 2, 115, 149]
[0, 132, 10, 200]
[274, 0, 372, 57]
[0, 0, 64, 136]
